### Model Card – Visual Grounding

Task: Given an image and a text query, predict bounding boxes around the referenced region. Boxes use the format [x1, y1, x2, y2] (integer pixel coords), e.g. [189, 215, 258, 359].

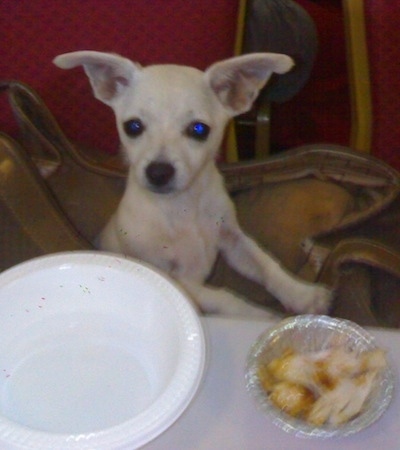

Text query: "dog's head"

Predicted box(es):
[54, 51, 293, 194]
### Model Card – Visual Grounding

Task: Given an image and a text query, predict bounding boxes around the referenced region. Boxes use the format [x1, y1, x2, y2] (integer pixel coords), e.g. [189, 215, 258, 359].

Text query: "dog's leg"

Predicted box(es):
[180, 279, 281, 320]
[220, 227, 332, 315]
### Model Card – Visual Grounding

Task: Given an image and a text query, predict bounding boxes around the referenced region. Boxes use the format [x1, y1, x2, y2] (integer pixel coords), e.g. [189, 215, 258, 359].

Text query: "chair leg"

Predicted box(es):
[226, 0, 248, 162]
[342, 0, 372, 153]
[225, 121, 239, 163]
[255, 102, 271, 159]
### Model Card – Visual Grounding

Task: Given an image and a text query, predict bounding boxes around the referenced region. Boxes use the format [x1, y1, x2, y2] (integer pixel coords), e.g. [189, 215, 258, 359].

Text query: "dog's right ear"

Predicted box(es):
[53, 51, 140, 105]
[205, 53, 294, 116]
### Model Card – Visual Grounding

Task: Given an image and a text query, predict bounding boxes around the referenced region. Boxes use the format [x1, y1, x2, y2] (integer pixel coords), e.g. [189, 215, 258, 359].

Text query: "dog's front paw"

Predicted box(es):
[286, 283, 333, 315]
[197, 286, 281, 321]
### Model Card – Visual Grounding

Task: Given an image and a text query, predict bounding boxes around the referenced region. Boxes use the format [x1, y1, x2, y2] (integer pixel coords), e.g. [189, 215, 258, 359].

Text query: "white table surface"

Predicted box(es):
[144, 316, 399, 450]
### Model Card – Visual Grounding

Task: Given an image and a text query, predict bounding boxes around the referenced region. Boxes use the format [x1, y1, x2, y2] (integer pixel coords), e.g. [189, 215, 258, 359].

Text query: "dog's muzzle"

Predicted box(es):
[145, 161, 176, 193]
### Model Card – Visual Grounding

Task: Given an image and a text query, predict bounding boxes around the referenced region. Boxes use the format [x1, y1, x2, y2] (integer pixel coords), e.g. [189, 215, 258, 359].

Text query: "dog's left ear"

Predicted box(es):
[53, 51, 140, 106]
[205, 53, 294, 116]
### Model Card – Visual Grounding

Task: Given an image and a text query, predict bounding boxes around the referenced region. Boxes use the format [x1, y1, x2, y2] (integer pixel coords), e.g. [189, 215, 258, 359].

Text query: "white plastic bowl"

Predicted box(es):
[0, 252, 206, 449]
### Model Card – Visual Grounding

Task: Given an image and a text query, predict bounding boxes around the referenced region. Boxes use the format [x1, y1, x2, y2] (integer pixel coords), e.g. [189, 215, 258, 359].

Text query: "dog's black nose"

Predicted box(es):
[145, 162, 175, 187]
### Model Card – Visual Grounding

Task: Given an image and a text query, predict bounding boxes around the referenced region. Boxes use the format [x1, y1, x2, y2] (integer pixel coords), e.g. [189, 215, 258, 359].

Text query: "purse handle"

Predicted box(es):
[1, 80, 127, 178]
[317, 238, 400, 286]
[222, 144, 400, 236]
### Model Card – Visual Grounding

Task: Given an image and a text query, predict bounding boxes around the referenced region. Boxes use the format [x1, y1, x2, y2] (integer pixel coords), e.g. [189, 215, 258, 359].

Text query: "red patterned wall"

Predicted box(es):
[0, 0, 238, 154]
[365, 0, 400, 170]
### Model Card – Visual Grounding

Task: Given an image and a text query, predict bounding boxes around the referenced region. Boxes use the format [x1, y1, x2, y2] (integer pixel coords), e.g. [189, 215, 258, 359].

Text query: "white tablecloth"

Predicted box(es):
[144, 316, 399, 450]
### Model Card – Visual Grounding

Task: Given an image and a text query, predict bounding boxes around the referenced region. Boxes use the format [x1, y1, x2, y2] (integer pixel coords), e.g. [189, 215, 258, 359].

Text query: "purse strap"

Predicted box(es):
[0, 80, 127, 178]
[317, 238, 400, 286]
[0, 132, 91, 271]
[221, 144, 400, 234]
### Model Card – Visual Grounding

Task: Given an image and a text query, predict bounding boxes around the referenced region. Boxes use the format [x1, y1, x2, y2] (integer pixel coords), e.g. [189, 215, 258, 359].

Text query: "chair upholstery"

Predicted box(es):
[235, 0, 318, 159]
[232, 1, 353, 157]
[342, 0, 372, 154]
[267, 1, 351, 152]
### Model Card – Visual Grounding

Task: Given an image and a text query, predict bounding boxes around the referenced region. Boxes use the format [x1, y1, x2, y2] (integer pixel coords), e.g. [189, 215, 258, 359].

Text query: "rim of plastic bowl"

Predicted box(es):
[0, 251, 206, 449]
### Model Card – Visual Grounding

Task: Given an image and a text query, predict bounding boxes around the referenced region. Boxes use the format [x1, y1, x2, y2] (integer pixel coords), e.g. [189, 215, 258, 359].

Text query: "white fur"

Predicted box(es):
[54, 51, 331, 318]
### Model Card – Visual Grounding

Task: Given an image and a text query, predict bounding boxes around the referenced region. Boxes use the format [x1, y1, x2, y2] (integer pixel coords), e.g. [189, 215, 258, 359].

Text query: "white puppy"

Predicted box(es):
[54, 51, 331, 318]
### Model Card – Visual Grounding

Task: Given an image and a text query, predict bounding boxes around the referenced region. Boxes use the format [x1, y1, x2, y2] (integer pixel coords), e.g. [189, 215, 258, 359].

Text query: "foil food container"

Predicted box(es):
[245, 315, 395, 438]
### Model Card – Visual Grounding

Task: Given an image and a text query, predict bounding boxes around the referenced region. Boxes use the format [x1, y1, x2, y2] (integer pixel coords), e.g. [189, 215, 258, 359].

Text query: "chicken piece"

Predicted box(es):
[269, 381, 315, 417]
[307, 370, 379, 426]
[266, 349, 317, 391]
[268, 347, 387, 393]
[317, 347, 387, 380]
[258, 345, 387, 427]
[361, 348, 387, 372]
[257, 363, 276, 392]
[310, 347, 363, 393]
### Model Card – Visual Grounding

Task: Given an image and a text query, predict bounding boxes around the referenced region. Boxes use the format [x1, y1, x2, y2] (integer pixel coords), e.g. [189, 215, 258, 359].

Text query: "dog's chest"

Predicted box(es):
[165, 213, 220, 278]
[122, 202, 224, 281]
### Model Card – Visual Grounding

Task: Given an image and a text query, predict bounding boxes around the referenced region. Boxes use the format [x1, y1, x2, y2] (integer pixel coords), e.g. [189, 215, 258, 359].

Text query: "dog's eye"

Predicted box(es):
[124, 119, 145, 137]
[186, 122, 210, 141]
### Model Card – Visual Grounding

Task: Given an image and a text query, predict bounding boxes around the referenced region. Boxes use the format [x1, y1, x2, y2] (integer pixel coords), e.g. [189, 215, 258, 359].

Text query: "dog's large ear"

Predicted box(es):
[53, 51, 140, 105]
[205, 53, 294, 116]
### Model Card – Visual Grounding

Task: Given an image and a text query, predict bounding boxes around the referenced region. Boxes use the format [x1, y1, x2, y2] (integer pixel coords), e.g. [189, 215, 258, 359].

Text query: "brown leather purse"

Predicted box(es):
[2, 80, 400, 327]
